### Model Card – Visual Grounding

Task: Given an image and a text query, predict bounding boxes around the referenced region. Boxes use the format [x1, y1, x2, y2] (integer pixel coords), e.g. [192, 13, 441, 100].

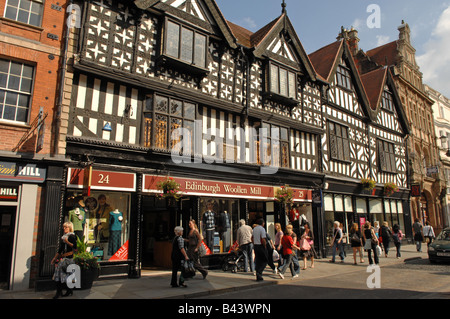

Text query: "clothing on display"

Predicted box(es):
[108, 209, 123, 255]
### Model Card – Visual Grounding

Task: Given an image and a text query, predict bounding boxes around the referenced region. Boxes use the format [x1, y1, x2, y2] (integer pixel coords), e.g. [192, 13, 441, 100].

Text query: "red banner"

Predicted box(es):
[67, 168, 136, 191]
[143, 174, 311, 201]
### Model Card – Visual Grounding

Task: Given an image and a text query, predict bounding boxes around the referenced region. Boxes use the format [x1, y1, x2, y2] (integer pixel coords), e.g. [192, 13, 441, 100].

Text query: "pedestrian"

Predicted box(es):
[363, 221, 379, 265]
[329, 221, 344, 263]
[278, 224, 300, 279]
[412, 218, 424, 252]
[423, 221, 435, 247]
[274, 223, 284, 269]
[392, 224, 403, 258]
[186, 219, 208, 279]
[265, 232, 278, 274]
[380, 221, 392, 257]
[349, 223, 364, 265]
[170, 226, 189, 288]
[236, 219, 254, 273]
[373, 221, 380, 238]
[252, 218, 268, 281]
[299, 222, 315, 269]
[50, 221, 77, 299]
[290, 231, 300, 275]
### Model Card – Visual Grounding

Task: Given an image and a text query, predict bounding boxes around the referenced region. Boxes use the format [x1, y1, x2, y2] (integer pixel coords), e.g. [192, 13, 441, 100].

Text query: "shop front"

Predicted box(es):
[0, 160, 49, 290]
[66, 167, 136, 277]
[323, 182, 411, 256]
[142, 174, 313, 269]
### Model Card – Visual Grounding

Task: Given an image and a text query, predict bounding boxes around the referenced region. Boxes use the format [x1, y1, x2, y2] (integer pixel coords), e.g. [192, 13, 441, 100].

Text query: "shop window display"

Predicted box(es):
[65, 191, 130, 261]
[199, 198, 239, 254]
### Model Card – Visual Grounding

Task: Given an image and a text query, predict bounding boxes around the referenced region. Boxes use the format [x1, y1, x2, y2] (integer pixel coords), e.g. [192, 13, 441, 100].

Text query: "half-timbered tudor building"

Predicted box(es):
[348, 22, 446, 235]
[51, 0, 329, 279]
[309, 34, 411, 251]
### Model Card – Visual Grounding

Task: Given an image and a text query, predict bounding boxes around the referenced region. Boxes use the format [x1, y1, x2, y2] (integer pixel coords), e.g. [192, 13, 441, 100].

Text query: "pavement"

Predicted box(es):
[0, 245, 430, 299]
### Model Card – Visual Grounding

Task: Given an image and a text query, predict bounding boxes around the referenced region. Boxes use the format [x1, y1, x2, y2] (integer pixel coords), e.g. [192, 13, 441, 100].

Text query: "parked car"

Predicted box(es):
[428, 227, 450, 263]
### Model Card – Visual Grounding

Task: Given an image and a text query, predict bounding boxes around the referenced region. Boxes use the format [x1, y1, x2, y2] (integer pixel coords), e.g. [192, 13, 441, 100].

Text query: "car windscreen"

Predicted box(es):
[436, 230, 450, 241]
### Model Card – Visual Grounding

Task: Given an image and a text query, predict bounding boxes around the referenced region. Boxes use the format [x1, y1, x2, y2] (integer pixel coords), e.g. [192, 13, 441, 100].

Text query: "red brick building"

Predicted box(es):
[0, 0, 69, 290]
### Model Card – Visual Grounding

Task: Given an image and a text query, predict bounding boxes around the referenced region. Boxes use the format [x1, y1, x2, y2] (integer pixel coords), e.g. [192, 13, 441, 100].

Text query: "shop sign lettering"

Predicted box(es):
[0, 161, 46, 183]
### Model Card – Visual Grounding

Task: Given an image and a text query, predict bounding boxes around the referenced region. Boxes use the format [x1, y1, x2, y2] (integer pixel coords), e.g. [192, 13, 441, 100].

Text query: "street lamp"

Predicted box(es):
[440, 135, 450, 157]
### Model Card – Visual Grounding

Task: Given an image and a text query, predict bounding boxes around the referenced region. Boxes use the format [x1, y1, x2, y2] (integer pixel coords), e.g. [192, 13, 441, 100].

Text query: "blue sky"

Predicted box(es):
[215, 0, 450, 97]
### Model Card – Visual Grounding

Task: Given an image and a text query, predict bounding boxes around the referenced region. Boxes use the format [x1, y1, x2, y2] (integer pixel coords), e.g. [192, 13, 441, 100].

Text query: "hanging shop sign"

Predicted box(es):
[67, 168, 136, 192]
[0, 161, 46, 183]
[143, 174, 312, 201]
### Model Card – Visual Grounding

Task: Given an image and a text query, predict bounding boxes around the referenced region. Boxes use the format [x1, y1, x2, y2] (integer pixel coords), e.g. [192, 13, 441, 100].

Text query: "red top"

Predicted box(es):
[281, 235, 294, 255]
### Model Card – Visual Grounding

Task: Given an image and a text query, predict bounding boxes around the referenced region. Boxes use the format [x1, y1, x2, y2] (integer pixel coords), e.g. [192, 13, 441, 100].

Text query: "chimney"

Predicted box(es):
[337, 27, 359, 56]
[347, 27, 359, 56]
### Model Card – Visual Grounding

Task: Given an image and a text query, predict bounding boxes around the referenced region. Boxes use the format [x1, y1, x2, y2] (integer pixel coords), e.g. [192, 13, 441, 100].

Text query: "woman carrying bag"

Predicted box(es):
[363, 221, 379, 265]
[186, 219, 208, 279]
[50, 222, 77, 299]
[299, 222, 316, 269]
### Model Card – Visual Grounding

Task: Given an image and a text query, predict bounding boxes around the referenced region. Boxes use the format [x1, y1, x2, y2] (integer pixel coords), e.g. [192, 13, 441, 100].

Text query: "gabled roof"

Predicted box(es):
[137, 0, 238, 49]
[359, 67, 410, 135]
[308, 40, 374, 119]
[226, 13, 316, 81]
[360, 67, 387, 111]
[308, 40, 343, 82]
[365, 41, 399, 67]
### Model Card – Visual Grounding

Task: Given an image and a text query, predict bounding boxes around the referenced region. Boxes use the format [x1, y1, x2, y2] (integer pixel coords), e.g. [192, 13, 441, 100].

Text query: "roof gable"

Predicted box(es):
[137, 0, 237, 48]
[360, 68, 410, 135]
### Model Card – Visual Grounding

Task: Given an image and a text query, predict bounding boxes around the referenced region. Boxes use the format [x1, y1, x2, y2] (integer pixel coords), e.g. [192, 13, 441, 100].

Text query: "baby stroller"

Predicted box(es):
[221, 247, 245, 273]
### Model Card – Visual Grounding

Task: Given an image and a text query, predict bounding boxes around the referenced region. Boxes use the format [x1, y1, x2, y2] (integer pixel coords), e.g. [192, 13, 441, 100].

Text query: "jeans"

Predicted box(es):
[367, 245, 379, 265]
[415, 240, 422, 252]
[279, 253, 296, 276]
[395, 242, 401, 258]
[331, 241, 345, 261]
[241, 243, 255, 272]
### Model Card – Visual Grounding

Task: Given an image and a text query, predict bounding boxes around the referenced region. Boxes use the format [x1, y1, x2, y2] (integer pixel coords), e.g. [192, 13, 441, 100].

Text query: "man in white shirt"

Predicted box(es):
[252, 218, 268, 281]
[237, 220, 254, 273]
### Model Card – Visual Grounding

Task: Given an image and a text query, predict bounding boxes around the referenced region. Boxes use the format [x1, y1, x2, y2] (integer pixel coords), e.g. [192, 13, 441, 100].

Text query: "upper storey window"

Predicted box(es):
[336, 65, 352, 91]
[4, 0, 43, 28]
[381, 90, 394, 112]
[0, 59, 34, 123]
[164, 19, 207, 69]
[269, 63, 297, 100]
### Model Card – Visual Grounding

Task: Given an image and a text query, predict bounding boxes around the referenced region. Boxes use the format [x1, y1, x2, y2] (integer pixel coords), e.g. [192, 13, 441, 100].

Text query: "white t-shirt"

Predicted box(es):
[252, 225, 266, 245]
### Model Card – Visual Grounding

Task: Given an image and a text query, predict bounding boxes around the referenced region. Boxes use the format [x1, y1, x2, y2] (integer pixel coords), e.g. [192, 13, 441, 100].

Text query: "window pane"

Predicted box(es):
[270, 64, 278, 93]
[17, 9, 30, 24]
[8, 75, 20, 90]
[3, 105, 16, 120]
[170, 99, 182, 117]
[29, 13, 40, 27]
[288, 71, 296, 98]
[20, 78, 32, 92]
[16, 106, 28, 122]
[184, 102, 195, 120]
[194, 33, 206, 68]
[20, 0, 31, 10]
[166, 21, 180, 58]
[5, 6, 18, 20]
[155, 95, 168, 113]
[279, 68, 287, 96]
[10, 62, 22, 76]
[180, 28, 193, 63]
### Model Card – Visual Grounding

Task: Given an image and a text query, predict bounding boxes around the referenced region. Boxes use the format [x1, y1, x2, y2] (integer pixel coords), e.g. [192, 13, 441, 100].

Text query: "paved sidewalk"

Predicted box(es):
[0, 245, 426, 299]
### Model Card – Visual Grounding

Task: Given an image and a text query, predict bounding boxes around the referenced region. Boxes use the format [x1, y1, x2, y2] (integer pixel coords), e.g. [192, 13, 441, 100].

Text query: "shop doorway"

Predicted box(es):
[0, 206, 16, 290]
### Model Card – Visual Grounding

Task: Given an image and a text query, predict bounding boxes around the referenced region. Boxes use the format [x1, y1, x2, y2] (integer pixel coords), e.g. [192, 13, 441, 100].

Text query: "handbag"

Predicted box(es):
[272, 249, 280, 261]
[182, 260, 196, 276]
[376, 245, 382, 257]
[300, 238, 311, 251]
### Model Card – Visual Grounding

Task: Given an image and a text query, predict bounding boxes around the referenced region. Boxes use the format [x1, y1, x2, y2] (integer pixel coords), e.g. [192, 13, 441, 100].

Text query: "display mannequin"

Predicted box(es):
[202, 201, 215, 252]
[69, 197, 86, 240]
[218, 210, 231, 252]
[95, 194, 113, 243]
[108, 209, 123, 255]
